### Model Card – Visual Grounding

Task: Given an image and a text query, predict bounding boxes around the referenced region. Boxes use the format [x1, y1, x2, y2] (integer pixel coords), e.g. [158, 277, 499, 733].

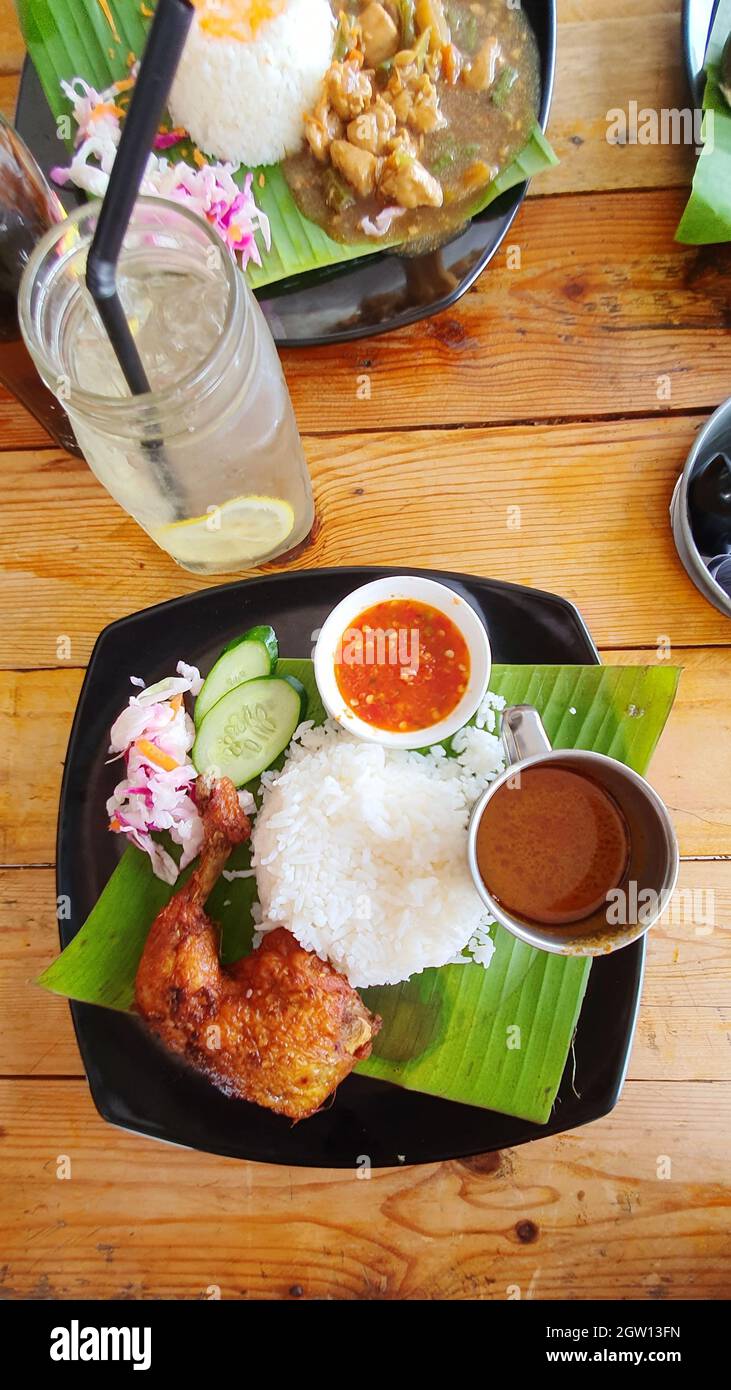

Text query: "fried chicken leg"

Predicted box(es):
[135, 775, 380, 1120]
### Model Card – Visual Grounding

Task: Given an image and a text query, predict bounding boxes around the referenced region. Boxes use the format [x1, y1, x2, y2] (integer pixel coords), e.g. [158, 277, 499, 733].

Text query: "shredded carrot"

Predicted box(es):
[127, 50, 137, 68]
[193, 149, 206, 168]
[193, 0, 285, 42]
[170, 694, 183, 714]
[97, 0, 121, 44]
[258, 172, 265, 187]
[109, 816, 121, 831]
[114, 76, 135, 93]
[134, 738, 178, 772]
[141, 2, 155, 15]
[442, 43, 460, 85]
[90, 101, 124, 122]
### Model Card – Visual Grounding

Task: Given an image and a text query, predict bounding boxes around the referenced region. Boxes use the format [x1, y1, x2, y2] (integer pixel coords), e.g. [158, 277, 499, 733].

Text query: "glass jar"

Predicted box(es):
[0, 115, 80, 455]
[19, 197, 314, 574]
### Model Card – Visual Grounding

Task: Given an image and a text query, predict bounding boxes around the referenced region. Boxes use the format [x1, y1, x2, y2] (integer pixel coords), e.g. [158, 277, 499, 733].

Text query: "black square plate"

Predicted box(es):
[57, 566, 645, 1168]
[682, 0, 720, 105]
[16, 0, 555, 345]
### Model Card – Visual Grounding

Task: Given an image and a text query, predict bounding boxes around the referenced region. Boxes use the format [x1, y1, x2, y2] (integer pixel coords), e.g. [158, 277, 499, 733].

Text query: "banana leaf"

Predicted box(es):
[15, 0, 558, 289]
[39, 660, 680, 1125]
[676, 0, 731, 244]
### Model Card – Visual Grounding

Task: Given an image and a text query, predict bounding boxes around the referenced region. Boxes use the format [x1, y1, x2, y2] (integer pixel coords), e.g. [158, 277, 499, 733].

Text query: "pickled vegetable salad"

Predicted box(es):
[51, 75, 271, 270]
[106, 628, 299, 884]
[106, 662, 205, 884]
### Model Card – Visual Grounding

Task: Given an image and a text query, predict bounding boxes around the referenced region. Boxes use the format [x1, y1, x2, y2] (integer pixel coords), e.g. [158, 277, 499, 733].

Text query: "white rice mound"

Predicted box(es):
[168, 0, 335, 167]
[251, 694, 507, 988]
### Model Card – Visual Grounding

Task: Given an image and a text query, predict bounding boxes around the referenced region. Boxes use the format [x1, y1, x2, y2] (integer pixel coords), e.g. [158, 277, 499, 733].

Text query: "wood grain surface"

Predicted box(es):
[3, 191, 729, 444]
[1, 0, 729, 1304]
[2, 417, 731, 666]
[0, 1078, 727, 1300]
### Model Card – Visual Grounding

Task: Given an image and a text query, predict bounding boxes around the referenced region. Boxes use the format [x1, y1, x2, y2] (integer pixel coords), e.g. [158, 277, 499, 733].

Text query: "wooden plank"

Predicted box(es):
[542, 1, 695, 195]
[288, 197, 729, 430]
[0, 1077, 727, 1299]
[0, 869, 76, 1076]
[2, 861, 728, 1080]
[1, 417, 730, 666]
[0, 71, 19, 118]
[610, 647, 731, 858]
[2, 648, 730, 865]
[0, 2, 23, 78]
[0, 668, 82, 864]
[280, 189, 731, 433]
[3, 189, 730, 449]
[0, 390, 52, 450]
[634, 862, 731, 1081]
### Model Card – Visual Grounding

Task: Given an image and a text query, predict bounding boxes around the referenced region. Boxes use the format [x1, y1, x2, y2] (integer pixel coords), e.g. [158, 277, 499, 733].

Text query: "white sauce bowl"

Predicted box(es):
[313, 575, 492, 750]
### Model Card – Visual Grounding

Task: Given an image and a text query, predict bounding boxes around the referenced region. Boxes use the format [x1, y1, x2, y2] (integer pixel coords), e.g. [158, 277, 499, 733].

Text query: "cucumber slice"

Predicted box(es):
[192, 675, 307, 786]
[221, 624, 278, 665]
[194, 625, 278, 728]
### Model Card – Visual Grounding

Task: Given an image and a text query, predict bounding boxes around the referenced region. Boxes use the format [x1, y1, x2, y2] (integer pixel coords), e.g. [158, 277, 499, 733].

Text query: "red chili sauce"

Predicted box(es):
[334, 598, 471, 733]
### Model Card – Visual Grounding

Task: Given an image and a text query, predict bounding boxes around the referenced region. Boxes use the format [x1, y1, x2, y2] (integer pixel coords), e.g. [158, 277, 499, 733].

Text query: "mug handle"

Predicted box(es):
[501, 705, 553, 765]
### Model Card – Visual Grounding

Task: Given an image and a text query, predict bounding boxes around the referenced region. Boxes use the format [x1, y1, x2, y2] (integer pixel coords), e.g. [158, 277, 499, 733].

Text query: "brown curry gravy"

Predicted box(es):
[475, 765, 630, 927]
[283, 0, 540, 249]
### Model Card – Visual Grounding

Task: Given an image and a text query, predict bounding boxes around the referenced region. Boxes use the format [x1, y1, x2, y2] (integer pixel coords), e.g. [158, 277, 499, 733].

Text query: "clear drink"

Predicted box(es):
[19, 198, 314, 574]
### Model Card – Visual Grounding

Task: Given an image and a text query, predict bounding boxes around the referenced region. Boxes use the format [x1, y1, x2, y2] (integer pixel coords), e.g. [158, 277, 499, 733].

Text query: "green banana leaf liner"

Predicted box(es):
[677, 0, 731, 244]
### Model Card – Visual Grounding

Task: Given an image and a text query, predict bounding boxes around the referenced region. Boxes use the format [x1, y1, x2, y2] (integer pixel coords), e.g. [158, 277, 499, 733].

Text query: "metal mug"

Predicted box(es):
[467, 705, 679, 955]
[670, 395, 731, 618]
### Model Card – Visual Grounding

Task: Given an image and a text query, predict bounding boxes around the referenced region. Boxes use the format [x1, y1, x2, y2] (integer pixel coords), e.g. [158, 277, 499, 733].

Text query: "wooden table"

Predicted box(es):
[1, 0, 730, 1302]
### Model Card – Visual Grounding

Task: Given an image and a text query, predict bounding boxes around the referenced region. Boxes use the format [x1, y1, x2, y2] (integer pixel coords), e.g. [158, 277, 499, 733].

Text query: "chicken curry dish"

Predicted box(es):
[283, 0, 541, 248]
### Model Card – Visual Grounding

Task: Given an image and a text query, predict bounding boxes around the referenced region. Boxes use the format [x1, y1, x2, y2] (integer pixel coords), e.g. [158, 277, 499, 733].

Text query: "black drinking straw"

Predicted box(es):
[85, 0, 194, 514]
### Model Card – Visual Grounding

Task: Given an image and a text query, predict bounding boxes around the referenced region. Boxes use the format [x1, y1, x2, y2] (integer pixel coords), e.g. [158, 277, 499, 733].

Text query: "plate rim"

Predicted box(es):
[54, 567, 649, 1168]
[73, 562, 601, 657]
[682, 0, 720, 105]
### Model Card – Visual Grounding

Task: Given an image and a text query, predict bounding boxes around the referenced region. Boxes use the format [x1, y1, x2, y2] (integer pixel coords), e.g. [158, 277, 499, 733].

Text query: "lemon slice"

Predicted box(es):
[155, 495, 295, 567]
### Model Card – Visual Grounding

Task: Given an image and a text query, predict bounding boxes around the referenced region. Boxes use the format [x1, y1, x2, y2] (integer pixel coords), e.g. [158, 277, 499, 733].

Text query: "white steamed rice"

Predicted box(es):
[169, 0, 335, 168]
[250, 694, 507, 988]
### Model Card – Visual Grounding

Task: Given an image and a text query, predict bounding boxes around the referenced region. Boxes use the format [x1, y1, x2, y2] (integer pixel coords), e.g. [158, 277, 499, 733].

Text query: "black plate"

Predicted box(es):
[682, 0, 720, 105]
[57, 566, 646, 1168]
[15, 0, 556, 346]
